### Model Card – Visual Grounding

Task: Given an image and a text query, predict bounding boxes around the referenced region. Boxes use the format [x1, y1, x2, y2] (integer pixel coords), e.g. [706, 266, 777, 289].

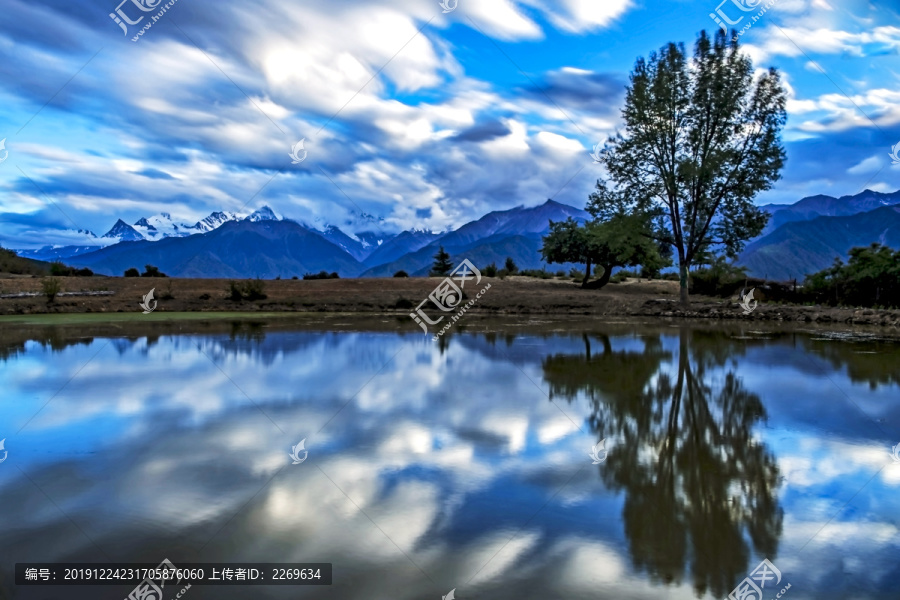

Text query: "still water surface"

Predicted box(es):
[1, 318, 899, 599]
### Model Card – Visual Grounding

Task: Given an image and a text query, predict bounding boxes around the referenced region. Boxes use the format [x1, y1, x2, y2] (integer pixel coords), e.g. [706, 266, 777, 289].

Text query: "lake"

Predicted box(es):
[1, 316, 899, 599]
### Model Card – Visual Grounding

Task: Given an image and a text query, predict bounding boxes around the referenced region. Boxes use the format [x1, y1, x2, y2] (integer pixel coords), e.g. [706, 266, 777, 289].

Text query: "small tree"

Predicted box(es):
[430, 246, 453, 276]
[393, 270, 409, 277]
[124, 267, 140, 277]
[484, 263, 498, 277]
[504, 257, 518, 274]
[41, 277, 61, 303]
[141, 264, 168, 277]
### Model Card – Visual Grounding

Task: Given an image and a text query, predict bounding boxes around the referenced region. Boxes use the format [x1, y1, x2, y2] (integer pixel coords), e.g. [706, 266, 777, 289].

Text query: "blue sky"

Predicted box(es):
[2, 0, 900, 248]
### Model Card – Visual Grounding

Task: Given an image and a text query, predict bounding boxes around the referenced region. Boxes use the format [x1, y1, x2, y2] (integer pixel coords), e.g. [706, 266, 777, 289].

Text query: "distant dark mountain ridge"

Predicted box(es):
[360, 199, 590, 277]
[760, 188, 900, 234]
[738, 205, 900, 280]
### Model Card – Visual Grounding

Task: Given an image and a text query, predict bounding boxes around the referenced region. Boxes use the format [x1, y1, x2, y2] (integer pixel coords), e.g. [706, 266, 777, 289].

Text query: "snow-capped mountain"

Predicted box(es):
[195, 211, 239, 232]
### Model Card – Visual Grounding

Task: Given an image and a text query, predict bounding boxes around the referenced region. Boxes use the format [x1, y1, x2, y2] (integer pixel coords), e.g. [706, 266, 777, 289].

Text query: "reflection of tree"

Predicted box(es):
[543, 328, 782, 598]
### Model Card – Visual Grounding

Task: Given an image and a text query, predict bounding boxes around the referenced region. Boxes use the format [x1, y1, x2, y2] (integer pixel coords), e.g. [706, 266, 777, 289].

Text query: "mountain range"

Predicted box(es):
[19, 200, 587, 278]
[9, 189, 900, 281]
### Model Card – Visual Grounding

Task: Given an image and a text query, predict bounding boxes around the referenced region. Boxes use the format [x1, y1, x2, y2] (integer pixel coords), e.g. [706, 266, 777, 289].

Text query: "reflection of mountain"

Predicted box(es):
[542, 329, 783, 598]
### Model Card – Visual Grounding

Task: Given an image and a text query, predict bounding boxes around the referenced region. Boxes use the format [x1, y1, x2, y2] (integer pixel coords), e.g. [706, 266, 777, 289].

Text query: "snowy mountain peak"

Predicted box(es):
[194, 211, 239, 232]
[244, 205, 281, 222]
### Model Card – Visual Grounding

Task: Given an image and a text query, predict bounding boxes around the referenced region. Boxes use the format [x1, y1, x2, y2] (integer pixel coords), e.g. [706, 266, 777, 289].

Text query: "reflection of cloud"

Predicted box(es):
[2, 328, 900, 598]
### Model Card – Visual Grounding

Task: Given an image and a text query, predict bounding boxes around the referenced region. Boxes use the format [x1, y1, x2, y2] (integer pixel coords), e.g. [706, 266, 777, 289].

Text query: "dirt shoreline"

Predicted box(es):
[1, 275, 899, 330]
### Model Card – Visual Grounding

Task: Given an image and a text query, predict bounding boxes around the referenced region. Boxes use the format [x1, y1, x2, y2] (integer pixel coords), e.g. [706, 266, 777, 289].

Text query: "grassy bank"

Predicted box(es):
[1, 274, 899, 329]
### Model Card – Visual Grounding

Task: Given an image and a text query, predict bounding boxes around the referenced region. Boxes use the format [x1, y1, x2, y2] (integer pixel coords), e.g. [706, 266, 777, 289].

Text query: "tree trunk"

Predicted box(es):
[679, 261, 690, 306]
[583, 264, 613, 289]
[582, 257, 593, 286]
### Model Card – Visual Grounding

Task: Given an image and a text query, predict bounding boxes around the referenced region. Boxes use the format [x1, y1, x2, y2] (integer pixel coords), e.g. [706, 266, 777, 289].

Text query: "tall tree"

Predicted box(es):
[598, 30, 787, 304]
[430, 246, 453, 276]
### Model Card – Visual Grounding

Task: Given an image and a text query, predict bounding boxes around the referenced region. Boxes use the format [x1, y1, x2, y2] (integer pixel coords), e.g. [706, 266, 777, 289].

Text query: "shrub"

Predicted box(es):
[504, 257, 518, 274]
[141, 264, 168, 278]
[124, 268, 140, 277]
[199, 293, 211, 300]
[292, 276, 299, 280]
[228, 279, 267, 301]
[393, 270, 409, 278]
[556, 270, 565, 277]
[483, 263, 498, 277]
[41, 277, 61, 302]
[303, 271, 339, 280]
[568, 267, 583, 278]
[394, 297, 414, 309]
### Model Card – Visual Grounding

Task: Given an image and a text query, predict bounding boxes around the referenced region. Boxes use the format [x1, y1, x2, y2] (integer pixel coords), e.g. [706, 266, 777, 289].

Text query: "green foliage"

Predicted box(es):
[124, 267, 140, 277]
[430, 246, 453, 276]
[141, 264, 167, 277]
[541, 213, 669, 289]
[803, 243, 900, 308]
[393, 270, 409, 278]
[483, 263, 498, 277]
[595, 30, 786, 302]
[303, 271, 339, 280]
[228, 279, 267, 301]
[689, 255, 749, 297]
[504, 257, 518, 274]
[41, 277, 62, 302]
[0, 245, 50, 276]
[50, 262, 93, 276]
